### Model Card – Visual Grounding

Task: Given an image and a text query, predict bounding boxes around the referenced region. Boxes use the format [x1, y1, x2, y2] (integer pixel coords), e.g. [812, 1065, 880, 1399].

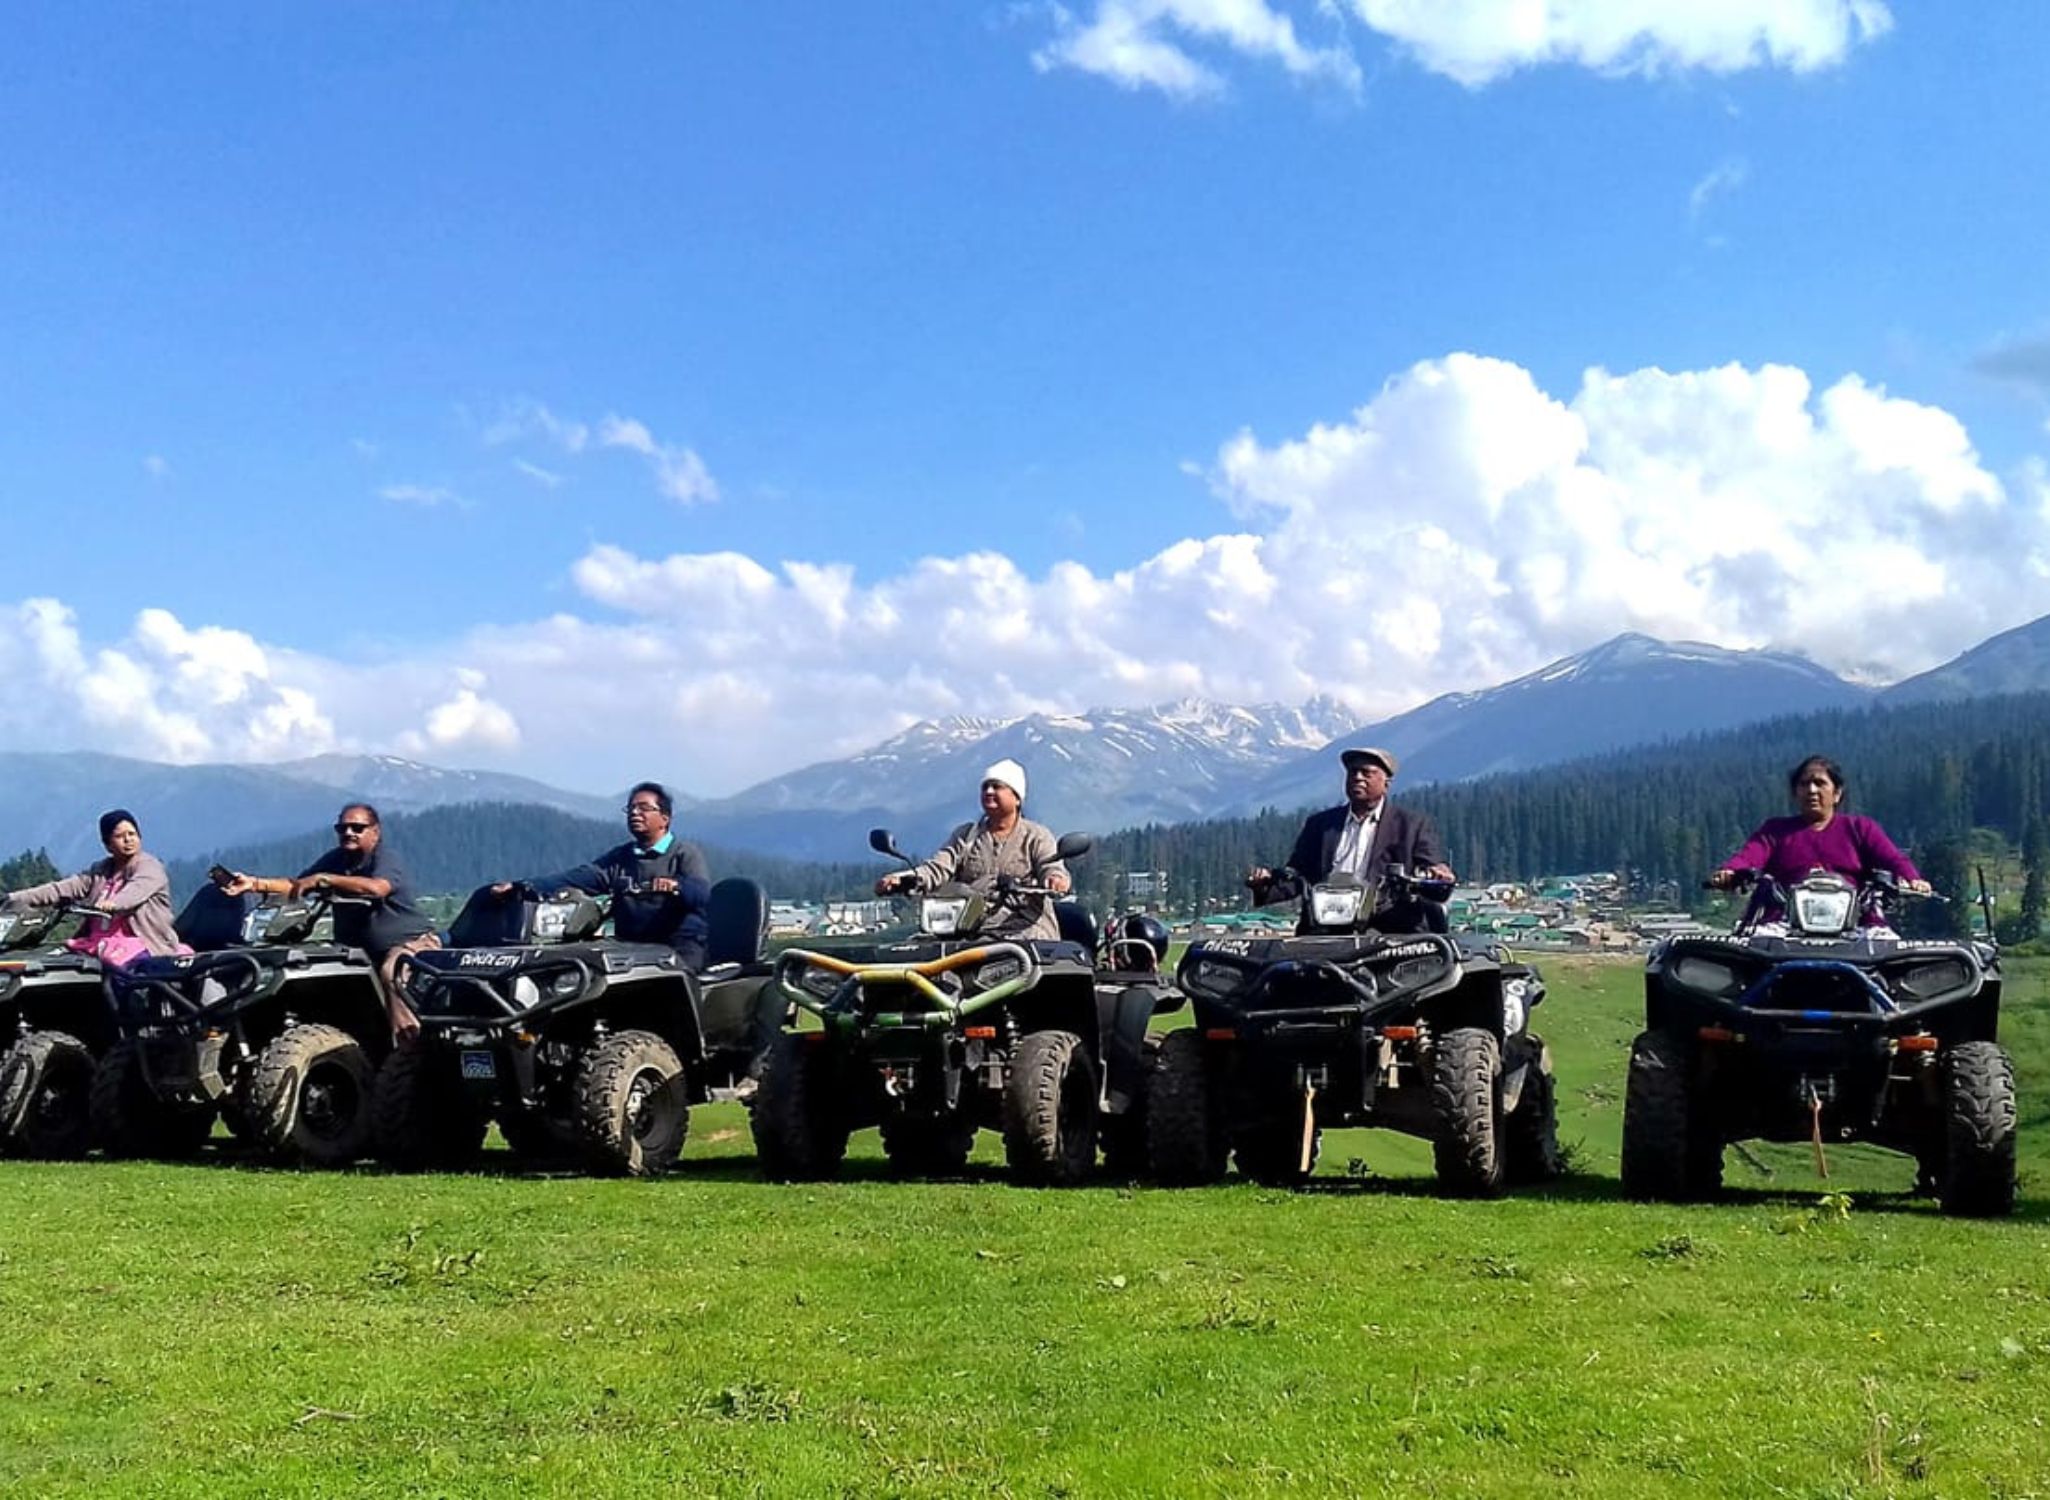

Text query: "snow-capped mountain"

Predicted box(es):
[685, 696, 1362, 859]
[1231, 633, 1871, 815]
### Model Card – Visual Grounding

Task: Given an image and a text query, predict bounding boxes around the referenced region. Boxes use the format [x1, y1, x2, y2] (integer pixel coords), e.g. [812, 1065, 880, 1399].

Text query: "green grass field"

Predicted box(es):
[4, 957, 2046, 1497]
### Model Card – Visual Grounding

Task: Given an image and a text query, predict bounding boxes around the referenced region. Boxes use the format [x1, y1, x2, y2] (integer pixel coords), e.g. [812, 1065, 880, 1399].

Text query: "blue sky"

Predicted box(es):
[4, 2, 2049, 794]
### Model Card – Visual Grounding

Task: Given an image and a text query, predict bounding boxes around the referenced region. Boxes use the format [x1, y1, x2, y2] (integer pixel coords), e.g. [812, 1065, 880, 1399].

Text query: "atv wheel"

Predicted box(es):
[1504, 1041, 1562, 1186]
[0, 1031, 96, 1159]
[370, 1046, 487, 1171]
[90, 1038, 215, 1159]
[1146, 1029, 1227, 1185]
[749, 1032, 850, 1181]
[881, 1110, 977, 1178]
[1233, 1110, 1321, 1188]
[574, 1030, 689, 1178]
[1938, 1041, 2016, 1218]
[1004, 1029, 1099, 1186]
[1431, 1027, 1504, 1197]
[1621, 1029, 1721, 1201]
[1098, 1035, 1159, 1179]
[243, 1023, 375, 1167]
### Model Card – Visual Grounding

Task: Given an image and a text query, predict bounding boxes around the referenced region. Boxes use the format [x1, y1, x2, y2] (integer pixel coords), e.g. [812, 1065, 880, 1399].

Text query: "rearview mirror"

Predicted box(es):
[1054, 832, 1094, 862]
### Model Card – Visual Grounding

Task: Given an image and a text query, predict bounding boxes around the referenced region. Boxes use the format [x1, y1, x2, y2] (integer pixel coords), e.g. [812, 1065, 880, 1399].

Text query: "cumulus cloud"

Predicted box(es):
[1030, 0, 1890, 95]
[5, 351, 2043, 794]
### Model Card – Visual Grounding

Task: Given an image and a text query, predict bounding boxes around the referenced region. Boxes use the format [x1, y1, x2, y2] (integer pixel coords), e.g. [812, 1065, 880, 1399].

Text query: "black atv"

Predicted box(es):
[372, 876, 780, 1177]
[96, 885, 390, 1166]
[751, 828, 1155, 1186]
[0, 905, 118, 1158]
[1147, 868, 1559, 1196]
[1624, 869, 2015, 1216]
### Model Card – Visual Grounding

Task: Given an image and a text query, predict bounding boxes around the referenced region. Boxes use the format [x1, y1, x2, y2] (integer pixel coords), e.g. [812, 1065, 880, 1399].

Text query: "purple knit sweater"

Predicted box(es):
[1721, 813, 1924, 888]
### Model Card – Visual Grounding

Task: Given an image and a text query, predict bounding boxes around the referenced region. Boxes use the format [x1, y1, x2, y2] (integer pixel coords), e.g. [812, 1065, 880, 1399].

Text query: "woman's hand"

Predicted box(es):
[1707, 869, 1738, 890]
[1905, 878, 1934, 896]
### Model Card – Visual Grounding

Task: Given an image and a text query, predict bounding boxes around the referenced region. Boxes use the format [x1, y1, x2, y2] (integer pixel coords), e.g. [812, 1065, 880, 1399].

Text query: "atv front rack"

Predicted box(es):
[776, 943, 1041, 1028]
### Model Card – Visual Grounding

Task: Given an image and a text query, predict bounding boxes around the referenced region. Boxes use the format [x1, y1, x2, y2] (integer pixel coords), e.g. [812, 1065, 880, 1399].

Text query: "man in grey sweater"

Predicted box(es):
[875, 759, 1072, 942]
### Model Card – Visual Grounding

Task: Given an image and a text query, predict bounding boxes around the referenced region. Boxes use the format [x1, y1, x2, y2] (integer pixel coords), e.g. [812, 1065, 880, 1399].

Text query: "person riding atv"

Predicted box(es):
[1148, 863, 1559, 1195]
[752, 805, 1134, 1186]
[1626, 862, 2014, 1216]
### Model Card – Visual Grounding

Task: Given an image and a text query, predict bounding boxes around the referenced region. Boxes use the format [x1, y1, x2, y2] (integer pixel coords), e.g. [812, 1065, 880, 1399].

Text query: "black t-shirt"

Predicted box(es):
[298, 842, 435, 958]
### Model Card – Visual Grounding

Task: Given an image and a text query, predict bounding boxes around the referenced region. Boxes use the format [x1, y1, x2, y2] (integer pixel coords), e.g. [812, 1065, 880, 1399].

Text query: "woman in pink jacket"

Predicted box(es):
[2, 809, 189, 965]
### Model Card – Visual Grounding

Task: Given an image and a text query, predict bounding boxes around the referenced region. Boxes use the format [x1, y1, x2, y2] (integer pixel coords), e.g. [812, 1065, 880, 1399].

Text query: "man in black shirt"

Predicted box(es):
[217, 802, 440, 1037]
[495, 781, 712, 970]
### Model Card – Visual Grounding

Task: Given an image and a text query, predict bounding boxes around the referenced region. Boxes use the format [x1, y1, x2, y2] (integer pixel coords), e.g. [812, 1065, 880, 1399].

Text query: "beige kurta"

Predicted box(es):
[911, 817, 1068, 941]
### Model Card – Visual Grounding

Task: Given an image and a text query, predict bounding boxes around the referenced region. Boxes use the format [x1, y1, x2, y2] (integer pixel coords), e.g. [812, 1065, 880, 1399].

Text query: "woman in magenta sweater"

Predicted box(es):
[1710, 755, 1932, 901]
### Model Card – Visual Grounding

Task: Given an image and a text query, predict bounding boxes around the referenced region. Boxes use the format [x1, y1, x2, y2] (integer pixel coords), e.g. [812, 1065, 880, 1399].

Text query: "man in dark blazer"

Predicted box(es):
[1246, 746, 1455, 934]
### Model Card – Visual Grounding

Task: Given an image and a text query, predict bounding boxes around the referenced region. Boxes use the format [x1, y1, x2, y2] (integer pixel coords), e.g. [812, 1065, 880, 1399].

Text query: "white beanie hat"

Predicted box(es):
[982, 758, 1027, 802]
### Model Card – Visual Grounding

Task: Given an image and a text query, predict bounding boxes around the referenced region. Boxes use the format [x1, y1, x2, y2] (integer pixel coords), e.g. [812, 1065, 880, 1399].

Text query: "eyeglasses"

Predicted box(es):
[334, 821, 374, 834]
[623, 803, 663, 815]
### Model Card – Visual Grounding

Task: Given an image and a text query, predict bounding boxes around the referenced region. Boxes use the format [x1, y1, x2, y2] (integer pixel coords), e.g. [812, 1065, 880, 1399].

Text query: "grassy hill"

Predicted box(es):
[1, 957, 2045, 1496]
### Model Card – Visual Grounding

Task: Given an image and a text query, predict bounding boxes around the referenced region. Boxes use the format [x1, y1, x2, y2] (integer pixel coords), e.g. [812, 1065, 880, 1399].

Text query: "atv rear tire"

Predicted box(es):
[1431, 1027, 1504, 1197]
[90, 1038, 215, 1159]
[882, 1110, 977, 1178]
[1146, 1029, 1227, 1186]
[243, 1023, 375, 1167]
[1004, 1029, 1099, 1186]
[750, 1032, 850, 1181]
[1233, 1109, 1321, 1188]
[1504, 1041, 1562, 1186]
[1098, 1035, 1159, 1179]
[1938, 1041, 2016, 1218]
[0, 1031, 95, 1159]
[1621, 1028, 1721, 1201]
[370, 1046, 487, 1171]
[574, 1030, 689, 1178]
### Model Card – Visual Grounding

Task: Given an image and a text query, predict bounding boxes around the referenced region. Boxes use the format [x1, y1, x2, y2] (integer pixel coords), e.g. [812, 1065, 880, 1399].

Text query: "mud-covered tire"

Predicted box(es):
[0, 1031, 96, 1159]
[1233, 1111, 1321, 1188]
[1099, 1035, 1159, 1179]
[749, 1032, 850, 1181]
[1504, 1042, 1563, 1186]
[573, 1030, 689, 1178]
[1621, 1028, 1721, 1201]
[370, 1046, 486, 1171]
[90, 1038, 215, 1159]
[1003, 1029, 1099, 1187]
[1939, 1041, 2017, 1218]
[243, 1023, 375, 1168]
[881, 1110, 977, 1178]
[1146, 1029, 1227, 1186]
[1432, 1027, 1504, 1197]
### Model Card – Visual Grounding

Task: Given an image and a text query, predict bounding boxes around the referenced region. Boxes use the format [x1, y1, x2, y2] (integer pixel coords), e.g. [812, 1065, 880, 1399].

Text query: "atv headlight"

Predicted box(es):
[1502, 976, 1529, 1037]
[1388, 954, 1451, 993]
[512, 976, 541, 1010]
[1790, 886, 1855, 936]
[1310, 885, 1366, 929]
[1893, 958, 1972, 1003]
[1183, 957, 1251, 1001]
[0, 913, 18, 943]
[975, 955, 1026, 990]
[922, 896, 972, 936]
[1671, 955, 1744, 998]
[240, 906, 277, 944]
[533, 900, 581, 943]
[794, 963, 843, 1001]
[548, 968, 583, 1000]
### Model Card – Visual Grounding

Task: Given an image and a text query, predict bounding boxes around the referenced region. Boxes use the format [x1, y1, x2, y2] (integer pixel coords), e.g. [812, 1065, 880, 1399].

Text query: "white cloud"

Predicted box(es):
[596, 414, 720, 504]
[378, 483, 462, 507]
[1031, 0, 1890, 95]
[142, 454, 170, 481]
[1688, 156, 1749, 220]
[1032, 0, 1361, 97]
[483, 400, 716, 504]
[512, 458, 565, 489]
[4, 351, 2042, 795]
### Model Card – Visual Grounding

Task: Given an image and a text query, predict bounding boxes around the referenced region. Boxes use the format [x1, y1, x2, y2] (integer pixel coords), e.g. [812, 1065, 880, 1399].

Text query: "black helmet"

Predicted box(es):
[1109, 912, 1171, 972]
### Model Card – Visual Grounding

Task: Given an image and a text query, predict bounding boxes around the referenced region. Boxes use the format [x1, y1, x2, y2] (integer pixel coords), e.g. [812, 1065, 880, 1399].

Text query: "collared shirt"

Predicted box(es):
[635, 832, 675, 857]
[1330, 802, 1382, 879]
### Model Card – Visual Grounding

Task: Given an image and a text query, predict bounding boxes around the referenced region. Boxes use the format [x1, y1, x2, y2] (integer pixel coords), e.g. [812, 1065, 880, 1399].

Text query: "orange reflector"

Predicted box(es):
[963, 1026, 997, 1040]
[1898, 1034, 1939, 1053]
[516, 1031, 537, 1047]
[1698, 1026, 1737, 1044]
[1381, 1025, 1419, 1041]
[1204, 1028, 1238, 1042]
[800, 1031, 827, 1045]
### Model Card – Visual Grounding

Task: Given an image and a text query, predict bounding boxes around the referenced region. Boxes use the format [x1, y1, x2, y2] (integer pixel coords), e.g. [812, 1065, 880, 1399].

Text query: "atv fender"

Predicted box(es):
[1496, 1038, 1551, 1116]
[1099, 984, 1161, 1113]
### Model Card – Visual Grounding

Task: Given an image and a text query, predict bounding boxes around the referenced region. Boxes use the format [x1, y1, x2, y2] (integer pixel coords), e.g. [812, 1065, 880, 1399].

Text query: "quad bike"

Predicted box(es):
[1624, 869, 2014, 1216]
[751, 828, 1166, 1185]
[1147, 867, 1559, 1196]
[0, 905, 118, 1158]
[96, 885, 391, 1166]
[373, 876, 779, 1177]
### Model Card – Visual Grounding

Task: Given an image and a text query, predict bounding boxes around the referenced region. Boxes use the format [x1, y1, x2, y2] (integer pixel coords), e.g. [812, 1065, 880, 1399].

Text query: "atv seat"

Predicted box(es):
[173, 884, 259, 953]
[703, 877, 770, 980]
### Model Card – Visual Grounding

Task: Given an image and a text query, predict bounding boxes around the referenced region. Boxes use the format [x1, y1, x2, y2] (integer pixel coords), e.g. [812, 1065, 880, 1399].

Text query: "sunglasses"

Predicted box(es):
[334, 821, 374, 835]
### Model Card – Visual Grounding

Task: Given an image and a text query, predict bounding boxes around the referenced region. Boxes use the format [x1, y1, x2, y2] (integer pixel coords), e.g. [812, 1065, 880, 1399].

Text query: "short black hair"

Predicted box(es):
[627, 781, 673, 817]
[98, 808, 139, 844]
[339, 802, 382, 827]
[1788, 756, 1845, 796]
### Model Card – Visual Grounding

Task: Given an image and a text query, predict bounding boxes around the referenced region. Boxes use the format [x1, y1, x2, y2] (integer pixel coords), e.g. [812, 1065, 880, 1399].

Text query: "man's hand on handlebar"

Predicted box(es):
[1047, 870, 1071, 896]
[875, 872, 915, 897]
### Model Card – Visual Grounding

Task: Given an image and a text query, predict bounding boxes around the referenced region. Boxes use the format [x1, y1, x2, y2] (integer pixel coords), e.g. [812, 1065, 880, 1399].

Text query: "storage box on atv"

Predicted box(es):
[1147, 868, 1558, 1195]
[374, 876, 778, 1177]
[1624, 869, 2014, 1216]
[94, 883, 388, 1167]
